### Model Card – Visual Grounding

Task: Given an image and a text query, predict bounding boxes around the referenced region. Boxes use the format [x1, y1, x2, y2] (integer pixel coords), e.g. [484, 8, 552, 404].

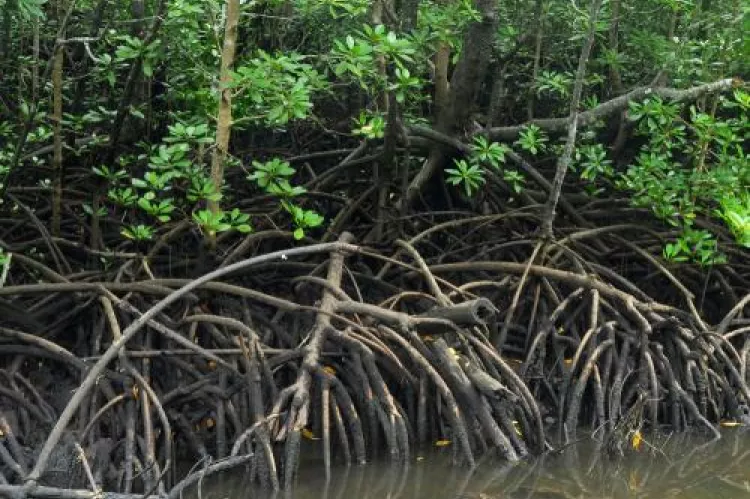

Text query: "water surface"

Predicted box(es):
[186, 429, 750, 498]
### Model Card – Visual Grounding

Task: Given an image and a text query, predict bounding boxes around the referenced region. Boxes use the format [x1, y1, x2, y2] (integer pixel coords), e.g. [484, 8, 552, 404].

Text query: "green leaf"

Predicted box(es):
[137, 198, 152, 211]
[303, 211, 324, 227]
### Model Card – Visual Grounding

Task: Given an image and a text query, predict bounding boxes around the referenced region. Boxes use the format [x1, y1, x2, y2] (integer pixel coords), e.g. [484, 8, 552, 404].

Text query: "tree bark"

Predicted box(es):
[207, 0, 241, 245]
[442, 0, 498, 135]
[399, 0, 500, 209]
[486, 78, 737, 141]
[51, 44, 64, 237]
[527, 0, 544, 120]
[399, 0, 419, 30]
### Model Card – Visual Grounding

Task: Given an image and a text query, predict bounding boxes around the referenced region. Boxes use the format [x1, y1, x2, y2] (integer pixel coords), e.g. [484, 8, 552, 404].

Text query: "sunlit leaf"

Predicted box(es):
[720, 420, 743, 427]
[631, 429, 643, 451]
[301, 428, 319, 440]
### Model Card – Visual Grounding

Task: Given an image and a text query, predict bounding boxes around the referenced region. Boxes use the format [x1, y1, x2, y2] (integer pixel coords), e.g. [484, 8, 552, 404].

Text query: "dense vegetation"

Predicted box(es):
[0, 0, 747, 497]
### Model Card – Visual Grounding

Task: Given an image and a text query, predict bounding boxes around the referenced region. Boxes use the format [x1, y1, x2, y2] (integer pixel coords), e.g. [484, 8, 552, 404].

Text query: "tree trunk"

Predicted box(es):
[399, 0, 419, 30]
[442, 0, 499, 135]
[106, 0, 168, 163]
[527, 0, 544, 120]
[0, 0, 13, 60]
[207, 0, 241, 245]
[399, 0, 500, 209]
[541, 0, 604, 238]
[51, 45, 64, 237]
[32, 11, 40, 104]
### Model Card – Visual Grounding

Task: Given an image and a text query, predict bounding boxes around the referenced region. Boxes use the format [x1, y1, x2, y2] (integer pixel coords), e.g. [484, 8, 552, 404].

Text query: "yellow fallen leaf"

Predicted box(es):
[131, 385, 139, 400]
[448, 348, 457, 358]
[434, 439, 452, 447]
[631, 429, 642, 451]
[207, 360, 217, 370]
[563, 358, 574, 366]
[203, 417, 215, 429]
[512, 420, 523, 436]
[422, 335, 434, 341]
[301, 428, 319, 440]
[720, 420, 742, 427]
[323, 365, 336, 376]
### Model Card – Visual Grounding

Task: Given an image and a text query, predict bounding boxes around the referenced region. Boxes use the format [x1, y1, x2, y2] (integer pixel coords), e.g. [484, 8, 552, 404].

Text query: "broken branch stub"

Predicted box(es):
[416, 298, 498, 335]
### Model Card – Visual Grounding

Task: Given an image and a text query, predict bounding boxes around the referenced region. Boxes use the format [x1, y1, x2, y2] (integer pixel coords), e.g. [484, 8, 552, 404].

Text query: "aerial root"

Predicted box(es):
[0, 229, 748, 497]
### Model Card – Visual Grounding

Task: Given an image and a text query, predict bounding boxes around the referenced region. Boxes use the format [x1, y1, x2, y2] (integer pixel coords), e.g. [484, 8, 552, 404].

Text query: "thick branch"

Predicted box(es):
[486, 78, 738, 141]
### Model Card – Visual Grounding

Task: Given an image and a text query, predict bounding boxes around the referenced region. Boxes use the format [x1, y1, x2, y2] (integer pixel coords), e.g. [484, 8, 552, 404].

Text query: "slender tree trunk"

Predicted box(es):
[32, 13, 40, 104]
[106, 0, 167, 163]
[371, 0, 389, 111]
[540, 0, 604, 238]
[2, 0, 76, 199]
[367, 0, 401, 242]
[433, 43, 451, 125]
[527, 0, 544, 120]
[0, 0, 12, 60]
[51, 45, 64, 237]
[488, 64, 508, 127]
[400, 0, 419, 30]
[68, 0, 109, 250]
[608, 0, 630, 158]
[608, 0, 623, 94]
[131, 0, 150, 139]
[70, 0, 108, 116]
[207, 0, 241, 245]
[131, 0, 145, 35]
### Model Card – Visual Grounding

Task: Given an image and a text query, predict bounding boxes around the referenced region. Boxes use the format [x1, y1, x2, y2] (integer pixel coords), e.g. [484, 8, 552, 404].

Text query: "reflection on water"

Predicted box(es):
[186, 430, 750, 499]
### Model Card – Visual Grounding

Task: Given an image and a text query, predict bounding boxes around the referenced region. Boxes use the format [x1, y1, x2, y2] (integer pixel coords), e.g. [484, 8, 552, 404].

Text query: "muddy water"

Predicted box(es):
[185, 430, 750, 499]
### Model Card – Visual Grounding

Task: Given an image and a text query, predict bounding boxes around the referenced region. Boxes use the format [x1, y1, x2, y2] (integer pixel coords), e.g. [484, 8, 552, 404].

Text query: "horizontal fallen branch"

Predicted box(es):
[485, 78, 738, 140]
